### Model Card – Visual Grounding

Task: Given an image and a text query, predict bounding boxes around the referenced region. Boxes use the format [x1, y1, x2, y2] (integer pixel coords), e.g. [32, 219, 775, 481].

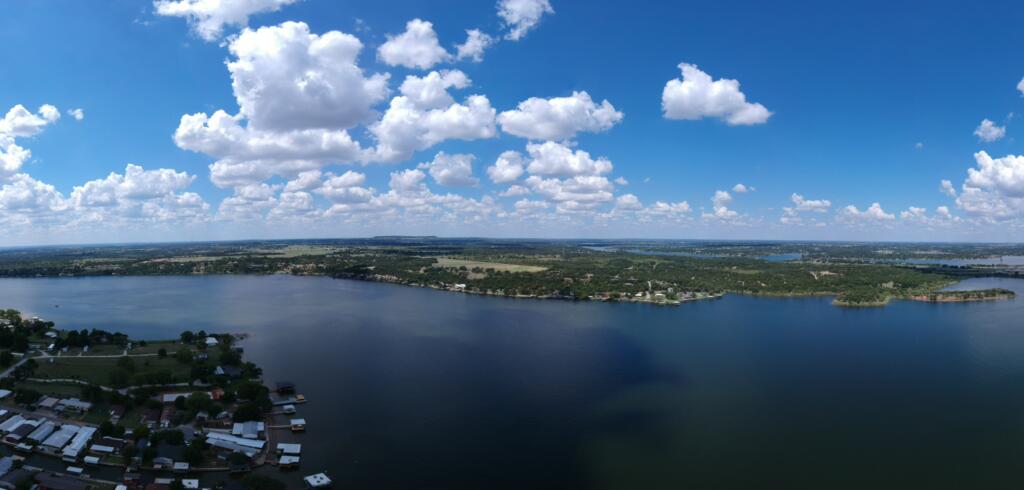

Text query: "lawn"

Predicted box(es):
[433, 257, 548, 273]
[33, 355, 193, 386]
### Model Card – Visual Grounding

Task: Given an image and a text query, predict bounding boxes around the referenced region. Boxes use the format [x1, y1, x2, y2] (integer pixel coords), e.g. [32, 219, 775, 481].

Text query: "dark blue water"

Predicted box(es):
[0, 276, 1023, 489]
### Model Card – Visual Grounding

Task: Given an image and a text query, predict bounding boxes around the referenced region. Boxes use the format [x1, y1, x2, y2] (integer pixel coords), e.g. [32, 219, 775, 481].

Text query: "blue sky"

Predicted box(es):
[1, 0, 1023, 245]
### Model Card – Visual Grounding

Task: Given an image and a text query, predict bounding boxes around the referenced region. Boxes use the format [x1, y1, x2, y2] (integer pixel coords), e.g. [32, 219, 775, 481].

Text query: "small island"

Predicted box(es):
[0, 309, 322, 489]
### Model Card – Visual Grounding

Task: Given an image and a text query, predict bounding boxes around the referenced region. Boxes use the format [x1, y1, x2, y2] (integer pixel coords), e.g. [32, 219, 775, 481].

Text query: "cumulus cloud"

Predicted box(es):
[523, 141, 612, 177]
[66, 108, 85, 121]
[974, 119, 1006, 143]
[316, 171, 375, 204]
[174, 110, 363, 187]
[487, 150, 525, 184]
[228, 21, 389, 132]
[154, 0, 299, 41]
[419, 152, 479, 187]
[378, 19, 451, 70]
[0, 104, 60, 138]
[789, 193, 831, 212]
[662, 63, 771, 125]
[944, 152, 1024, 221]
[1, 104, 62, 179]
[455, 29, 494, 62]
[367, 70, 497, 163]
[704, 190, 738, 220]
[172, 22, 396, 186]
[498, 91, 623, 140]
[940, 179, 957, 198]
[497, 0, 554, 41]
[731, 183, 754, 193]
[1018, 77, 1024, 96]
[839, 203, 895, 222]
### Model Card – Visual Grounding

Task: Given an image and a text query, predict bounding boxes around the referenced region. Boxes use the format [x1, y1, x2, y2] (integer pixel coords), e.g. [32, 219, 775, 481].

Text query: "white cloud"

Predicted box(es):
[614, 193, 643, 210]
[524, 175, 614, 205]
[940, 179, 957, 198]
[789, 193, 831, 212]
[704, 190, 738, 220]
[455, 29, 494, 62]
[731, 183, 754, 193]
[283, 170, 322, 193]
[915, 142, 924, 150]
[0, 104, 60, 138]
[154, 0, 299, 41]
[614, 176, 628, 186]
[69, 164, 209, 223]
[174, 110, 363, 187]
[378, 19, 450, 70]
[974, 119, 1006, 143]
[1018, 77, 1024, 96]
[487, 150, 525, 184]
[228, 21, 389, 132]
[662, 63, 771, 125]
[945, 151, 1024, 221]
[524, 141, 612, 177]
[499, 184, 530, 197]
[67, 108, 85, 121]
[965, 151, 1024, 197]
[397, 70, 470, 109]
[316, 171, 374, 204]
[839, 202, 895, 222]
[420, 152, 479, 187]
[0, 104, 62, 179]
[368, 74, 497, 163]
[498, 91, 623, 140]
[173, 22, 398, 186]
[497, 0, 554, 41]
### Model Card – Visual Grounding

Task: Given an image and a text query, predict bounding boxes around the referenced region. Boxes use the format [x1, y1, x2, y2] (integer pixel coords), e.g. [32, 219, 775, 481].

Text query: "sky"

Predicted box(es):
[1, 0, 1023, 246]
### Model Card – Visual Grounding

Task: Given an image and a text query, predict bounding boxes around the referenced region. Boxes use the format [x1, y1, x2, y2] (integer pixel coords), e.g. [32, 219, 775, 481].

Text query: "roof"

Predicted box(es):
[62, 426, 97, 458]
[90, 444, 115, 454]
[28, 420, 57, 442]
[204, 337, 219, 345]
[304, 473, 332, 487]
[206, 438, 259, 458]
[38, 397, 60, 408]
[182, 480, 199, 489]
[279, 455, 300, 465]
[57, 398, 92, 411]
[205, 431, 265, 450]
[277, 443, 301, 455]
[290, 418, 306, 425]
[0, 389, 11, 400]
[173, 462, 189, 470]
[0, 415, 26, 433]
[42, 425, 81, 448]
[34, 472, 92, 490]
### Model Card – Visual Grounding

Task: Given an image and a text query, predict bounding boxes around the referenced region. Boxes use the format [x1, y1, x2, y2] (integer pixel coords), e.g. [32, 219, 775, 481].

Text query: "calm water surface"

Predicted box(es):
[0, 275, 1023, 489]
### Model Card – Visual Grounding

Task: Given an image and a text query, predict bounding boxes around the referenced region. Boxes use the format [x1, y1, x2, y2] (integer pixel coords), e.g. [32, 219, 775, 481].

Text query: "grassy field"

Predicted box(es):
[433, 257, 548, 273]
[12, 380, 85, 398]
[33, 355, 193, 386]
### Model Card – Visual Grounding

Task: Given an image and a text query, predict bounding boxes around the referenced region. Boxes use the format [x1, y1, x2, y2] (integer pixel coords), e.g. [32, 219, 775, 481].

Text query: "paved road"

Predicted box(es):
[0, 351, 36, 379]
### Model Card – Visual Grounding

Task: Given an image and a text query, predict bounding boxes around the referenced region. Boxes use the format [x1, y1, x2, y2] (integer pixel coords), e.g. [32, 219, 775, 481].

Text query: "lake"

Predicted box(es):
[0, 275, 1023, 489]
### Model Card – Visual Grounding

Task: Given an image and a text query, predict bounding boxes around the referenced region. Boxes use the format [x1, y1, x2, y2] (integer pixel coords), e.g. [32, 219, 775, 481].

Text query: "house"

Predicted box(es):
[0, 415, 27, 433]
[282, 404, 296, 414]
[108, 405, 126, 424]
[204, 337, 219, 347]
[180, 480, 199, 489]
[41, 425, 81, 454]
[279, 455, 300, 469]
[303, 473, 332, 488]
[0, 390, 11, 401]
[57, 398, 92, 413]
[152, 457, 174, 469]
[290, 418, 306, 432]
[276, 443, 301, 455]
[4, 420, 40, 443]
[37, 397, 60, 410]
[44, 331, 58, 339]
[27, 420, 57, 444]
[83, 456, 100, 465]
[173, 462, 189, 473]
[62, 426, 97, 462]
[231, 421, 264, 439]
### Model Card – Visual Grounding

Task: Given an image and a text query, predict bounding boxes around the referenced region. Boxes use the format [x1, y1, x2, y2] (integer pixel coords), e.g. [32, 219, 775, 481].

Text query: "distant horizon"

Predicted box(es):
[3, 235, 1024, 251]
